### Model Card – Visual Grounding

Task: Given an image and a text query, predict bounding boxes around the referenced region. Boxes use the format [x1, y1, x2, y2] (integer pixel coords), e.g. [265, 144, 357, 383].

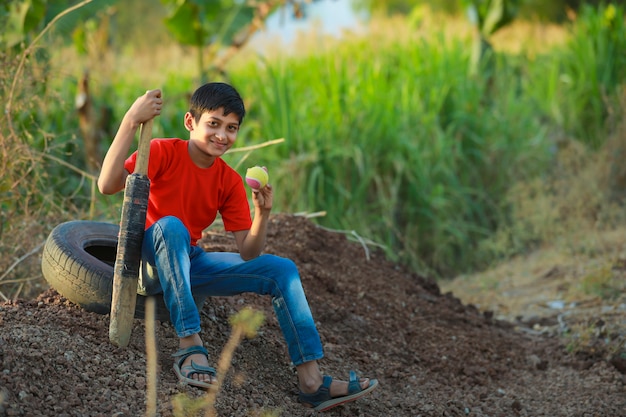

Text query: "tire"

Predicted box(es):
[41, 220, 204, 322]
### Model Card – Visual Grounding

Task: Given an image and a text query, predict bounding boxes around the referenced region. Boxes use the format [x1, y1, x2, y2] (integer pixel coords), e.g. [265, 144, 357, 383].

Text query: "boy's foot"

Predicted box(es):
[172, 345, 217, 389]
[298, 371, 379, 411]
[328, 376, 370, 396]
[182, 351, 217, 384]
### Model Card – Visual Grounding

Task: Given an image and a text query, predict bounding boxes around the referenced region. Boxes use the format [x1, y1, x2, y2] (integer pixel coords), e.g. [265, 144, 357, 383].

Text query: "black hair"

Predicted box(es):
[188, 82, 246, 123]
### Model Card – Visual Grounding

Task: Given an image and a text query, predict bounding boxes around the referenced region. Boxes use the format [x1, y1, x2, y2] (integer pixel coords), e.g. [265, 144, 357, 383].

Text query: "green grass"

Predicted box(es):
[230, 27, 558, 276]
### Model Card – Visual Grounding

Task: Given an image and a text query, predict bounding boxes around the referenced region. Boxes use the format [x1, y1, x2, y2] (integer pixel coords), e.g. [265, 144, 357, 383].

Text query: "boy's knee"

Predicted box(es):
[154, 216, 190, 243]
[155, 215, 184, 229]
[281, 257, 298, 273]
[266, 255, 299, 278]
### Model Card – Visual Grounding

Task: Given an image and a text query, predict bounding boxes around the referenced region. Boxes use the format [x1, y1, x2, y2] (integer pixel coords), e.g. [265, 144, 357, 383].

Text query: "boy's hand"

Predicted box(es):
[252, 183, 273, 212]
[127, 89, 162, 127]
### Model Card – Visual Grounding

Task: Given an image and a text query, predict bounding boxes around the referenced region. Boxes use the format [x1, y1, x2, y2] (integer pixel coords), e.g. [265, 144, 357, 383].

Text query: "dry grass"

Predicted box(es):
[442, 91, 626, 359]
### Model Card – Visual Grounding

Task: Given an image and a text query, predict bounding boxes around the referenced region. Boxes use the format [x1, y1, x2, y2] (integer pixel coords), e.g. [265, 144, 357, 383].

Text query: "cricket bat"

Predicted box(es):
[109, 118, 153, 347]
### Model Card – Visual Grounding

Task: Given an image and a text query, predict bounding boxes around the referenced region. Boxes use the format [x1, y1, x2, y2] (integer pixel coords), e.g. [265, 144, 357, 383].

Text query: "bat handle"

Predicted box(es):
[135, 118, 153, 176]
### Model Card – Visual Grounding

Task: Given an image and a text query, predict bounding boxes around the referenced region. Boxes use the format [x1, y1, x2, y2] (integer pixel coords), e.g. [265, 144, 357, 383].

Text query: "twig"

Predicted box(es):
[294, 211, 327, 219]
[38, 151, 99, 219]
[226, 138, 285, 153]
[228, 138, 285, 170]
[12, 283, 24, 301]
[315, 224, 387, 261]
[0, 242, 44, 282]
[203, 327, 243, 417]
[0, 277, 41, 285]
[351, 230, 371, 261]
[38, 151, 98, 180]
[203, 308, 264, 417]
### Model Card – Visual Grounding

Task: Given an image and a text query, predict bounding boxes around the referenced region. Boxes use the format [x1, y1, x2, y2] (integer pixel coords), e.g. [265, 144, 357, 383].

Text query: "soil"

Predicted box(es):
[1, 213, 625, 417]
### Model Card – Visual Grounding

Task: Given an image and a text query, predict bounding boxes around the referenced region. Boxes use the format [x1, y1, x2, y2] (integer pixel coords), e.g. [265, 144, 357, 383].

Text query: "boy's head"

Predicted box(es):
[188, 82, 246, 123]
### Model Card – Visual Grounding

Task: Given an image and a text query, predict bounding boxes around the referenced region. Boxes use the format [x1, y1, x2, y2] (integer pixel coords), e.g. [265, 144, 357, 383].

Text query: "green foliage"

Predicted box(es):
[580, 265, 625, 300]
[528, 3, 626, 147]
[225, 5, 626, 276]
[353, 0, 416, 15]
[1, 0, 47, 49]
[464, 0, 520, 76]
[0, 0, 121, 52]
[229, 307, 265, 339]
[160, 0, 255, 82]
[231, 31, 555, 276]
[518, 0, 570, 22]
[464, 0, 520, 37]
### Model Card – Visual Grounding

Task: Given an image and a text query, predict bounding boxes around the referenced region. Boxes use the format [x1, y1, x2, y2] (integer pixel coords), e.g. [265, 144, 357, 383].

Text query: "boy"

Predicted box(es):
[97, 82, 378, 411]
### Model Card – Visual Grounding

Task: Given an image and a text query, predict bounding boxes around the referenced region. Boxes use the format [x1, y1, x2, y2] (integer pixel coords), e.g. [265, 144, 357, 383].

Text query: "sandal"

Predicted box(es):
[298, 370, 379, 412]
[172, 345, 217, 390]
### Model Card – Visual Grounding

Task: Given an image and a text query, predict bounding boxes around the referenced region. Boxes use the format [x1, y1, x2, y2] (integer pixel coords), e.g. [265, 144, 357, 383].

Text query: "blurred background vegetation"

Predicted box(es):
[2, 0, 626, 300]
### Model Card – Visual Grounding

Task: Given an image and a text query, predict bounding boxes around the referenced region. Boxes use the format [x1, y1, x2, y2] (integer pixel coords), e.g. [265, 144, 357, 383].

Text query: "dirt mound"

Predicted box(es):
[1, 214, 624, 416]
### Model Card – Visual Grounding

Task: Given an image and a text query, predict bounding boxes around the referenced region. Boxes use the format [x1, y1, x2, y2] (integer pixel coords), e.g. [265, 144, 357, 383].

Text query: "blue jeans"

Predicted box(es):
[139, 216, 323, 366]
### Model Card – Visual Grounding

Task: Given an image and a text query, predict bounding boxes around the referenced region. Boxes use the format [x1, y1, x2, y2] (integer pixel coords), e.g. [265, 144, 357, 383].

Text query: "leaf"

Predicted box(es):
[163, 1, 205, 46]
[3, 0, 46, 48]
[211, 3, 255, 47]
[163, 0, 254, 48]
[23, 0, 46, 33]
[481, 0, 504, 36]
[463, 0, 520, 37]
[22, 0, 117, 41]
[229, 307, 265, 339]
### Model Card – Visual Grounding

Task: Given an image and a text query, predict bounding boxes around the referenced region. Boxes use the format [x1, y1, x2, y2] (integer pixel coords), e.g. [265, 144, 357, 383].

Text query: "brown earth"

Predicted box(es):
[1, 213, 625, 417]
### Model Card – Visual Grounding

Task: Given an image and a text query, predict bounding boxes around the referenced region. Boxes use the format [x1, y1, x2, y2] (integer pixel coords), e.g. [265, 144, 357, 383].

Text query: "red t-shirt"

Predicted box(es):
[124, 138, 252, 245]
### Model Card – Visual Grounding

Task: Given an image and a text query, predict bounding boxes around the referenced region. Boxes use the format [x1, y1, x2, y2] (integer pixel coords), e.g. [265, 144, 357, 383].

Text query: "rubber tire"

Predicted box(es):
[41, 220, 204, 322]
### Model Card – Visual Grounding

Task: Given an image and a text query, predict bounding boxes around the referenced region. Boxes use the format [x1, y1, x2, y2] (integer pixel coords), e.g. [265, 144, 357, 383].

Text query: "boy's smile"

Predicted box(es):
[185, 108, 240, 168]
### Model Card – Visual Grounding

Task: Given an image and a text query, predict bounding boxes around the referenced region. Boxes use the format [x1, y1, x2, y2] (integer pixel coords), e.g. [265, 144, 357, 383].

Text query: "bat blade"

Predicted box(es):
[109, 118, 153, 347]
[109, 174, 150, 347]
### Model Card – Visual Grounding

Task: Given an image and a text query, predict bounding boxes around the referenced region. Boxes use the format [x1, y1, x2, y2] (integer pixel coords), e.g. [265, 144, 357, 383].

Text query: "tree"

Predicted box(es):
[160, 0, 321, 83]
[160, 0, 255, 83]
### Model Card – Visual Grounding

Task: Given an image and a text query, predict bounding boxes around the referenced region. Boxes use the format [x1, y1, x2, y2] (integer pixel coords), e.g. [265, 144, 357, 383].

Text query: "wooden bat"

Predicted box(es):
[109, 118, 153, 347]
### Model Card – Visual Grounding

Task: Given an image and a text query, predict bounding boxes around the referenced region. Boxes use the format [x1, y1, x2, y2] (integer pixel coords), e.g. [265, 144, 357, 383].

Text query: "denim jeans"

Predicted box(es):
[139, 215, 323, 366]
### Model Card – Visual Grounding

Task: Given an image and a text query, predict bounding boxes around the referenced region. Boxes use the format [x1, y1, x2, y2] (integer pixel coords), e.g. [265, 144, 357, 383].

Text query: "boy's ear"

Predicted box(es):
[184, 112, 194, 132]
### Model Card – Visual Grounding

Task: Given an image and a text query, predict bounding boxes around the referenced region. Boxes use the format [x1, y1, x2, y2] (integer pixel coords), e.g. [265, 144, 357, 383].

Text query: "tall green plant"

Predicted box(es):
[527, 4, 626, 148]
[464, 0, 520, 75]
[233, 28, 552, 276]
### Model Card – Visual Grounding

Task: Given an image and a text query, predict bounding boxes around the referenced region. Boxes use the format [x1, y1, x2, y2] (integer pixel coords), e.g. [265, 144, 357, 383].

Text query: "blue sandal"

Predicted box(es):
[298, 371, 379, 412]
[172, 345, 217, 390]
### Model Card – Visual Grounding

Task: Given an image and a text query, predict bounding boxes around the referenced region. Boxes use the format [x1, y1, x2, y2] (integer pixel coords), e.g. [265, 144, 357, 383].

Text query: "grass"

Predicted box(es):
[580, 264, 626, 300]
[231, 25, 561, 276]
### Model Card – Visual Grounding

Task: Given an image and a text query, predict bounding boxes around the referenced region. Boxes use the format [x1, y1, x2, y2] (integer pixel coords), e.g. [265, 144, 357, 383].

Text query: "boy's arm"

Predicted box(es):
[233, 184, 273, 260]
[97, 90, 162, 195]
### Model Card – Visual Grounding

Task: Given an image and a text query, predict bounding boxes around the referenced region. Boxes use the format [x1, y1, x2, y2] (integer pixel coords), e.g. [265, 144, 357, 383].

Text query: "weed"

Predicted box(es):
[580, 265, 625, 300]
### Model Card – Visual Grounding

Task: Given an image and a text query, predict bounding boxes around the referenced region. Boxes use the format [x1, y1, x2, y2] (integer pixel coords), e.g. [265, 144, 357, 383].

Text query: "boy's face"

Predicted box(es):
[185, 108, 240, 158]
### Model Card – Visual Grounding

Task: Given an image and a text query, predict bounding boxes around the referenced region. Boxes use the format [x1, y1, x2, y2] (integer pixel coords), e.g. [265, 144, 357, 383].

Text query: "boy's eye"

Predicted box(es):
[228, 125, 239, 131]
